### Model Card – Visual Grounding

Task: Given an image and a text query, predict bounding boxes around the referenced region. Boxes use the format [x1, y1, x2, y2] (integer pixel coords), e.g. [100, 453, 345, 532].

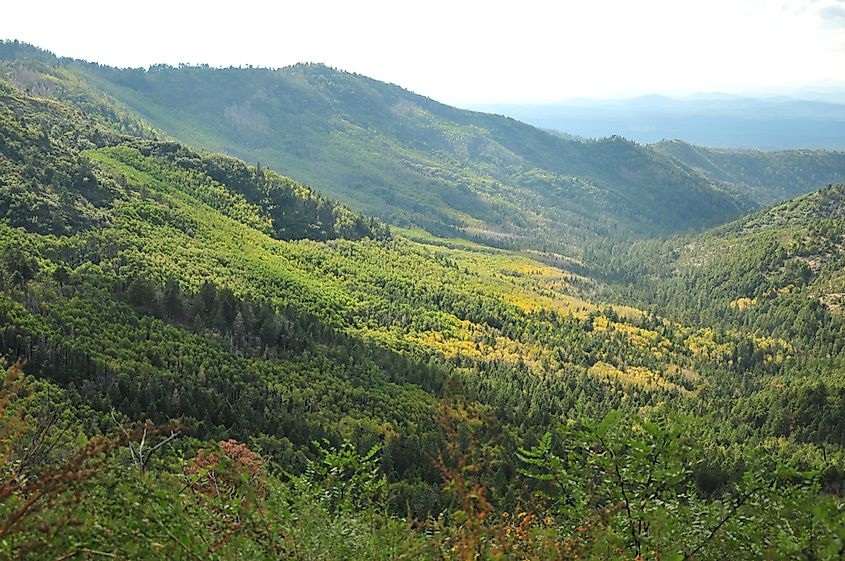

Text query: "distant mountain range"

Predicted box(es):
[469, 94, 845, 150]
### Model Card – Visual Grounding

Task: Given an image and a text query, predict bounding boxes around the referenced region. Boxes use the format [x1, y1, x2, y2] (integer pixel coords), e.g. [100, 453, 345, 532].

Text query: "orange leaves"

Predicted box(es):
[185, 439, 267, 502]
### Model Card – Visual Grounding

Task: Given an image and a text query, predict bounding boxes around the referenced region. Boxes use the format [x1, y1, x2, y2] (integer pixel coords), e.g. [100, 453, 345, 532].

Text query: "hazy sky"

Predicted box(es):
[3, 0, 845, 104]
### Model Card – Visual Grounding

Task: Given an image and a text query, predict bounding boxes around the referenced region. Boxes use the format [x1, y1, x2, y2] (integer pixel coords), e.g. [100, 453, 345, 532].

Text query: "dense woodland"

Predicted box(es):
[0, 42, 788, 251]
[0, 40, 844, 559]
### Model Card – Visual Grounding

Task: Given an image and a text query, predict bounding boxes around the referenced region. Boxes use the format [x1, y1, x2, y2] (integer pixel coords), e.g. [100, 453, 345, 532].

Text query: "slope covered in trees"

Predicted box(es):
[0, 41, 760, 253]
[655, 139, 845, 204]
[594, 184, 845, 447]
[0, 80, 385, 241]
[598, 183, 845, 322]
[1, 41, 844, 560]
[5, 41, 845, 253]
[0, 80, 734, 462]
[73, 61, 753, 245]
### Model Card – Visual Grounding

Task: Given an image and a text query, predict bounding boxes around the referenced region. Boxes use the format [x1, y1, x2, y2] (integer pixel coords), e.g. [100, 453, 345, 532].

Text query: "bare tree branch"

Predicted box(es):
[110, 409, 180, 474]
[142, 430, 181, 468]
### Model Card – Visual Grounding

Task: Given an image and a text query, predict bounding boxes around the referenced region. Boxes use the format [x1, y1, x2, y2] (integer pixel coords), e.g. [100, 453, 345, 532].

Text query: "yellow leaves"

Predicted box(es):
[396, 322, 551, 372]
[611, 321, 660, 348]
[685, 328, 792, 365]
[752, 335, 793, 354]
[685, 328, 733, 362]
[752, 335, 793, 364]
[730, 297, 757, 312]
[406, 328, 483, 359]
[731, 285, 794, 312]
[401, 228, 596, 318]
[591, 316, 676, 363]
[588, 361, 688, 394]
[592, 315, 610, 332]
[503, 291, 594, 318]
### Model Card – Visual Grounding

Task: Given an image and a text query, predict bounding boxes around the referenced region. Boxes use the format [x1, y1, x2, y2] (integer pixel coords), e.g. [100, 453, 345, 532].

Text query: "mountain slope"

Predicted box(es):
[598, 184, 845, 331]
[72, 61, 751, 245]
[591, 185, 845, 449]
[3, 77, 821, 461]
[655, 139, 845, 204]
[0, 42, 757, 252]
[1, 45, 845, 559]
[0, 80, 385, 242]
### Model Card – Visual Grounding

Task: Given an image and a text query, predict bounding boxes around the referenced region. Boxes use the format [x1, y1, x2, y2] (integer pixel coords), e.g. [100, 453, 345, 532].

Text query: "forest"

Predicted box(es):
[0, 40, 844, 560]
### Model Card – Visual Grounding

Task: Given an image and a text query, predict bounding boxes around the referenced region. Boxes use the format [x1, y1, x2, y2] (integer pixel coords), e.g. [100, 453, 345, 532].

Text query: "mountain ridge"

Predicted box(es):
[655, 139, 845, 205]
[0, 40, 760, 253]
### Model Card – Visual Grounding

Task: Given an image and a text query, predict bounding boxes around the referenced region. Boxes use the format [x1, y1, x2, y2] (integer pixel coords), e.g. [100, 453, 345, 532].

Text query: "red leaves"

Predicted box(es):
[185, 439, 266, 501]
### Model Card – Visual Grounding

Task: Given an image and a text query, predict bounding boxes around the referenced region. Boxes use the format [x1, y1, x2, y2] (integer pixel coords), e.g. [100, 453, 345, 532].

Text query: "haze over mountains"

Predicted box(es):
[471, 94, 845, 151]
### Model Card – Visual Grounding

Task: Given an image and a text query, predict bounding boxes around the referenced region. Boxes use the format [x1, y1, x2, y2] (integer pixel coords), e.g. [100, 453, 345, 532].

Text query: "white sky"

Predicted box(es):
[3, 0, 845, 104]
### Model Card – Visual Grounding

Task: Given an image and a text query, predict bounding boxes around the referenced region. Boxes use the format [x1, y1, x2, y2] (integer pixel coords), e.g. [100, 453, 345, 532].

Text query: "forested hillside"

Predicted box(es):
[598, 184, 845, 323]
[655, 139, 845, 204]
[7, 42, 845, 255]
[0, 79, 744, 480]
[594, 184, 845, 446]
[0, 41, 758, 252]
[74, 61, 753, 245]
[0, 80, 384, 241]
[1, 40, 845, 560]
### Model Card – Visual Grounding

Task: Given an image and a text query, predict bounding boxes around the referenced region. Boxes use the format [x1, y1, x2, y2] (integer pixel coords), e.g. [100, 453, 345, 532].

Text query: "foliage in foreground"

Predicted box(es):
[2, 365, 842, 560]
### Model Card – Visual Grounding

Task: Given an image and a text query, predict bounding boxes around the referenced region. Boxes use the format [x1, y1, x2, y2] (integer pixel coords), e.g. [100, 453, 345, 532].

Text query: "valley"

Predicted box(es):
[0, 40, 844, 560]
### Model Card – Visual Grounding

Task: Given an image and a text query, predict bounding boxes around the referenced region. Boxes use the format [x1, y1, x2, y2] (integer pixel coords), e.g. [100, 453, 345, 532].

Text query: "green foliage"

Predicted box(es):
[0, 79, 384, 242]
[290, 439, 387, 513]
[593, 185, 845, 446]
[519, 411, 845, 560]
[655, 139, 845, 205]
[0, 41, 844, 561]
[0, 80, 121, 235]
[0, 44, 767, 254]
